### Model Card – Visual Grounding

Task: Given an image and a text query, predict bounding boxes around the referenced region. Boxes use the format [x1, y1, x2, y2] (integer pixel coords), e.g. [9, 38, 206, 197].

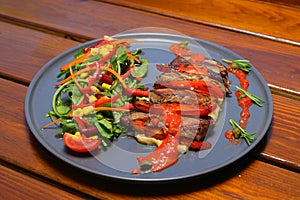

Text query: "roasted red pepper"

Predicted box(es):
[70, 94, 121, 109]
[124, 87, 149, 97]
[132, 126, 180, 174]
[169, 43, 192, 56]
[189, 140, 211, 150]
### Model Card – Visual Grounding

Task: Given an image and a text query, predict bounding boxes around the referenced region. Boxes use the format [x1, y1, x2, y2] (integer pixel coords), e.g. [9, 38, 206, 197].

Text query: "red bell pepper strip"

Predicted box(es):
[176, 65, 209, 76]
[189, 140, 212, 150]
[124, 88, 149, 97]
[169, 43, 192, 57]
[132, 104, 182, 174]
[83, 39, 109, 54]
[179, 137, 212, 151]
[70, 94, 121, 109]
[132, 130, 179, 174]
[99, 74, 113, 85]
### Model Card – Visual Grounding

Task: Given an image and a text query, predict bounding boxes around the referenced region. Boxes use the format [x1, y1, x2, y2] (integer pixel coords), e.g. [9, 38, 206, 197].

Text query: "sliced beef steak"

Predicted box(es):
[121, 112, 213, 141]
[157, 57, 231, 94]
[149, 88, 213, 105]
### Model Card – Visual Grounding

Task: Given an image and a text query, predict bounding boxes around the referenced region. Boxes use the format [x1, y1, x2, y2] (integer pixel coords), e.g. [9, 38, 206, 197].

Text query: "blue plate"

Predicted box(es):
[25, 32, 273, 182]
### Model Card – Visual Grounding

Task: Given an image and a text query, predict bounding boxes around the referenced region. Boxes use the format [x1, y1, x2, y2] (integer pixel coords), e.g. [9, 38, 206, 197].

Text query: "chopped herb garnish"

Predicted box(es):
[229, 119, 256, 146]
[236, 86, 265, 107]
[222, 59, 252, 73]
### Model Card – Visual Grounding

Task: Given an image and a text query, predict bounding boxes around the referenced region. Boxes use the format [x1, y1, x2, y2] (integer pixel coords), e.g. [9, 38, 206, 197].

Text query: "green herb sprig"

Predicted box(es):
[229, 119, 256, 145]
[222, 59, 252, 73]
[236, 86, 265, 107]
[178, 41, 189, 49]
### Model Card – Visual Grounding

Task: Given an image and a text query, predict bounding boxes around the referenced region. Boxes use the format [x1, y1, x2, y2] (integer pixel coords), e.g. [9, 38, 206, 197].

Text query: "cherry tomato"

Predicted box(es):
[63, 133, 101, 153]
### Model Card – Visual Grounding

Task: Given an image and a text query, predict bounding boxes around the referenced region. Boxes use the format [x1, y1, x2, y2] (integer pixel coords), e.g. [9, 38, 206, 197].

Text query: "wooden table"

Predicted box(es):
[1, 0, 299, 199]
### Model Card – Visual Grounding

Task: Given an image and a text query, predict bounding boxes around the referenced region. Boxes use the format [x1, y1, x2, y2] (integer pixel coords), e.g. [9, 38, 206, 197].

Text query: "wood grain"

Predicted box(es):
[0, 21, 299, 167]
[0, 21, 80, 83]
[0, 76, 299, 199]
[263, 95, 300, 170]
[0, 164, 86, 200]
[262, 0, 300, 7]
[1, 0, 300, 199]
[1, 16, 300, 92]
[102, 0, 300, 44]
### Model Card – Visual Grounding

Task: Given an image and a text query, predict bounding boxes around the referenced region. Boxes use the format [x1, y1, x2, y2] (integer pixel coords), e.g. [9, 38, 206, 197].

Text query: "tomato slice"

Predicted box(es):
[63, 133, 101, 153]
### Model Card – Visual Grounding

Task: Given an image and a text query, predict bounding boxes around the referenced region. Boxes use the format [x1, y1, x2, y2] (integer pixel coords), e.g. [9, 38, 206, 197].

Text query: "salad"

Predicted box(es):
[43, 36, 149, 152]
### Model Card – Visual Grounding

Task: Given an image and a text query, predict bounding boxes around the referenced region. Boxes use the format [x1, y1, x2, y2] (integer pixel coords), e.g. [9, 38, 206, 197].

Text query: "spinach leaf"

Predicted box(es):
[131, 59, 148, 78]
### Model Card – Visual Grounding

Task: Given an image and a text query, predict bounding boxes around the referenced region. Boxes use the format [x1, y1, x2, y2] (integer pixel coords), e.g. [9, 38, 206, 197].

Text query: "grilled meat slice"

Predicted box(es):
[157, 57, 231, 94]
[149, 88, 213, 105]
[155, 71, 221, 85]
[121, 112, 213, 141]
[154, 72, 226, 97]
[132, 99, 218, 117]
[201, 58, 231, 94]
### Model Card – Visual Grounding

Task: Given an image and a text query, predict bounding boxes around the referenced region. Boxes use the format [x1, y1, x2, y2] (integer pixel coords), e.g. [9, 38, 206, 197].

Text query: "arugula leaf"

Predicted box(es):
[56, 104, 71, 116]
[131, 48, 142, 56]
[80, 54, 103, 65]
[54, 118, 77, 137]
[131, 59, 148, 78]
[99, 118, 113, 131]
[94, 120, 113, 139]
[74, 47, 85, 58]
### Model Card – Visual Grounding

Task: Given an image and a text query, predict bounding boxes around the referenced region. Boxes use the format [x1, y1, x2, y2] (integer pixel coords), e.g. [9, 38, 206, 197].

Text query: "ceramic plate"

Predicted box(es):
[25, 32, 273, 182]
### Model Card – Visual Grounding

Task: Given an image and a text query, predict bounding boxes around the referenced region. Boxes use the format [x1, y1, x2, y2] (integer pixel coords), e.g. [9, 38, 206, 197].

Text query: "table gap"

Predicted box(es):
[0, 15, 90, 43]
[257, 153, 300, 173]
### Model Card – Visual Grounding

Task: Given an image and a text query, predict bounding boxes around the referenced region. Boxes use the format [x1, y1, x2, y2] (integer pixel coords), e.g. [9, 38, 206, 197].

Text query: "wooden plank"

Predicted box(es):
[1, 20, 300, 93]
[0, 23, 299, 169]
[0, 78, 299, 199]
[102, 0, 300, 44]
[0, 164, 86, 200]
[262, 0, 300, 6]
[0, 21, 80, 84]
[262, 95, 300, 170]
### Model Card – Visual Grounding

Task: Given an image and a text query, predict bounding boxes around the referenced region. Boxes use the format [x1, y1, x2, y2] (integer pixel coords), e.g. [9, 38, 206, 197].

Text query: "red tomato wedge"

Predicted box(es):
[63, 133, 101, 153]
